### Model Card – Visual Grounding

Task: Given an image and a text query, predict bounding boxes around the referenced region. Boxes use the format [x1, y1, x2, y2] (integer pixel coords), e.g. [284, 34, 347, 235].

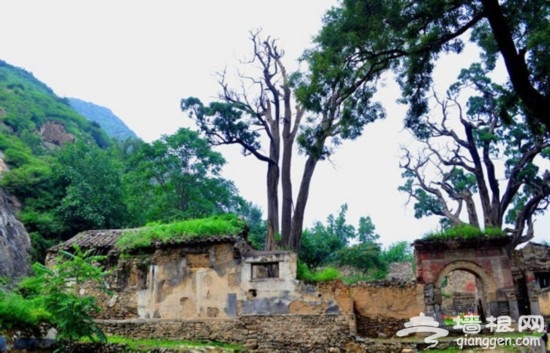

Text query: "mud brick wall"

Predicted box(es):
[351, 281, 425, 338]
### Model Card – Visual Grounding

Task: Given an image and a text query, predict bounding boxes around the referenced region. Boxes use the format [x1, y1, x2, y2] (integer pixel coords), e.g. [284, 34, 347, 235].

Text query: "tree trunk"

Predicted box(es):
[265, 161, 279, 250]
[481, 0, 550, 130]
[463, 192, 480, 228]
[281, 131, 294, 247]
[280, 60, 297, 249]
[288, 155, 319, 252]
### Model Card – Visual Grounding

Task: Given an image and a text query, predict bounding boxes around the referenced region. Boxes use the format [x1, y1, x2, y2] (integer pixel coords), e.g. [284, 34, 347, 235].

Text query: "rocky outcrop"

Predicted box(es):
[39, 121, 75, 148]
[0, 187, 31, 279]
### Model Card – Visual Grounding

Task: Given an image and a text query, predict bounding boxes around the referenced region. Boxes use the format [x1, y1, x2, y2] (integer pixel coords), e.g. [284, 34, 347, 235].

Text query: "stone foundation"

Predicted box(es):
[354, 315, 408, 338]
[97, 314, 351, 352]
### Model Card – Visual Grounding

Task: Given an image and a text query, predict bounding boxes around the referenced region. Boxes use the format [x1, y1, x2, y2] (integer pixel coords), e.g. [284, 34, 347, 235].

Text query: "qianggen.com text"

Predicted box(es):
[456, 335, 540, 350]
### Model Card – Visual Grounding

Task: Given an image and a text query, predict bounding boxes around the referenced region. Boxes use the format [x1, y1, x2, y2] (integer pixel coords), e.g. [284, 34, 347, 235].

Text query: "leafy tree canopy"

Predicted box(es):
[123, 127, 245, 225]
[53, 140, 128, 235]
[299, 204, 384, 273]
[311, 0, 550, 132]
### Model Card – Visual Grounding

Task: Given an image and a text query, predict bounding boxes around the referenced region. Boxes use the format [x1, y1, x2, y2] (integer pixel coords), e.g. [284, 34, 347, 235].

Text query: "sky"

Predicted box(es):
[0, 1, 548, 247]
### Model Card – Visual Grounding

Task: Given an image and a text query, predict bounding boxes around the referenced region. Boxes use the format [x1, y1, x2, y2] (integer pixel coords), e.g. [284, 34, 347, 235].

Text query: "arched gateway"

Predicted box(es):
[413, 236, 519, 323]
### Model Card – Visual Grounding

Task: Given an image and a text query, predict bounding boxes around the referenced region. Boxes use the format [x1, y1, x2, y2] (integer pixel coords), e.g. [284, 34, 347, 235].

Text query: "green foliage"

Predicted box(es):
[123, 128, 243, 226]
[381, 241, 413, 264]
[0, 59, 259, 265]
[335, 242, 386, 277]
[398, 63, 550, 249]
[423, 224, 505, 240]
[53, 140, 127, 233]
[237, 201, 266, 250]
[0, 246, 109, 345]
[299, 206, 416, 282]
[27, 232, 57, 264]
[0, 290, 50, 331]
[299, 204, 387, 278]
[0, 60, 111, 150]
[116, 214, 247, 252]
[299, 205, 353, 268]
[310, 0, 550, 132]
[181, 97, 262, 156]
[0, 60, 119, 262]
[297, 262, 341, 282]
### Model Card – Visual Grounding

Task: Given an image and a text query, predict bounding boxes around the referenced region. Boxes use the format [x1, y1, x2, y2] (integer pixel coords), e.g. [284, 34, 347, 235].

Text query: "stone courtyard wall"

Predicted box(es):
[97, 314, 351, 352]
[350, 281, 425, 337]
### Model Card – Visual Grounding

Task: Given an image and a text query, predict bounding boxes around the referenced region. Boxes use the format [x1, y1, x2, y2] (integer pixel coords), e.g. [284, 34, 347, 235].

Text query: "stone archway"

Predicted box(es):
[434, 260, 497, 321]
[414, 237, 519, 322]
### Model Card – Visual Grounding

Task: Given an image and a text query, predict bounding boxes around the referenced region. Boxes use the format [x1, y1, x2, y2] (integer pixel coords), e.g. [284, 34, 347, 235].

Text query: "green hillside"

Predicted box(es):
[0, 59, 256, 265]
[68, 97, 138, 141]
[0, 59, 116, 261]
[0, 60, 111, 158]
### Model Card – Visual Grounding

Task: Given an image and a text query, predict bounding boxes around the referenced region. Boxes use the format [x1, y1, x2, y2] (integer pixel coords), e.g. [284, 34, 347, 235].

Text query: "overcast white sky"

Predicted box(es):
[1, 1, 548, 246]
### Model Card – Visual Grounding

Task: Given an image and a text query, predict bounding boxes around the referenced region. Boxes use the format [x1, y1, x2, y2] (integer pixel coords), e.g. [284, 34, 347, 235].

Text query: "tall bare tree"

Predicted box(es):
[182, 31, 383, 251]
[182, 32, 299, 249]
[399, 65, 550, 249]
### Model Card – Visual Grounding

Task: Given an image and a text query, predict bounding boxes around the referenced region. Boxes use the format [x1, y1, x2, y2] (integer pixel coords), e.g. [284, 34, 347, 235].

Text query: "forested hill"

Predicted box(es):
[0, 60, 112, 150]
[0, 59, 116, 276]
[0, 58, 257, 277]
[68, 97, 138, 141]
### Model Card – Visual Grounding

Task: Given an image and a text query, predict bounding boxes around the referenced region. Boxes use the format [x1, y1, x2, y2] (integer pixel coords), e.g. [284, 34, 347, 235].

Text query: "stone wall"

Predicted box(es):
[540, 288, 550, 317]
[97, 314, 351, 352]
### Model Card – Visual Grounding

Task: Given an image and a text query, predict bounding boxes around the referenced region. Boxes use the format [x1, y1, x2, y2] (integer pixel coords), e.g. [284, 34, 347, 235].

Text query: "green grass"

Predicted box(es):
[116, 214, 246, 252]
[423, 224, 505, 240]
[82, 335, 242, 351]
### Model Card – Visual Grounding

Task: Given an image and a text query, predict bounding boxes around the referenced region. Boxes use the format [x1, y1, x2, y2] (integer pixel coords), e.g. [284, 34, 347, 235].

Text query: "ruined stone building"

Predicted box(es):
[512, 242, 550, 317]
[46, 229, 337, 320]
[46, 229, 550, 351]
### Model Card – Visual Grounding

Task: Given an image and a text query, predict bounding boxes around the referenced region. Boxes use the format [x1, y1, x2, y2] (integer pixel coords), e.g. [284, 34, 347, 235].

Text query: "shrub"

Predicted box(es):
[297, 262, 341, 282]
[423, 224, 505, 240]
[0, 291, 50, 331]
[10, 246, 110, 347]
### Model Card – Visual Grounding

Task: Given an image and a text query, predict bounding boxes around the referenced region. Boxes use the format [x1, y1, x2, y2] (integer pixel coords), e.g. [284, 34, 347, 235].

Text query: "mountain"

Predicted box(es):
[0, 60, 111, 151]
[68, 98, 138, 141]
[0, 59, 114, 277]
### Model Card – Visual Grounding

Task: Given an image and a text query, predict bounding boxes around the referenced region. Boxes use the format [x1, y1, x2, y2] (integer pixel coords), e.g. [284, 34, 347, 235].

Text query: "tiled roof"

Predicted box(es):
[48, 229, 127, 253]
[48, 229, 244, 254]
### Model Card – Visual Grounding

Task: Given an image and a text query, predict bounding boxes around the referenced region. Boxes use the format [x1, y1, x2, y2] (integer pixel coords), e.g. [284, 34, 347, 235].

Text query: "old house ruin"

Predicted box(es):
[46, 229, 348, 321]
[46, 228, 550, 351]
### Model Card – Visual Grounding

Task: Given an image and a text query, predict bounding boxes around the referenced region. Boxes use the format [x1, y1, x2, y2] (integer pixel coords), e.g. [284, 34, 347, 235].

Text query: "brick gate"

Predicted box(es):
[413, 237, 519, 322]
